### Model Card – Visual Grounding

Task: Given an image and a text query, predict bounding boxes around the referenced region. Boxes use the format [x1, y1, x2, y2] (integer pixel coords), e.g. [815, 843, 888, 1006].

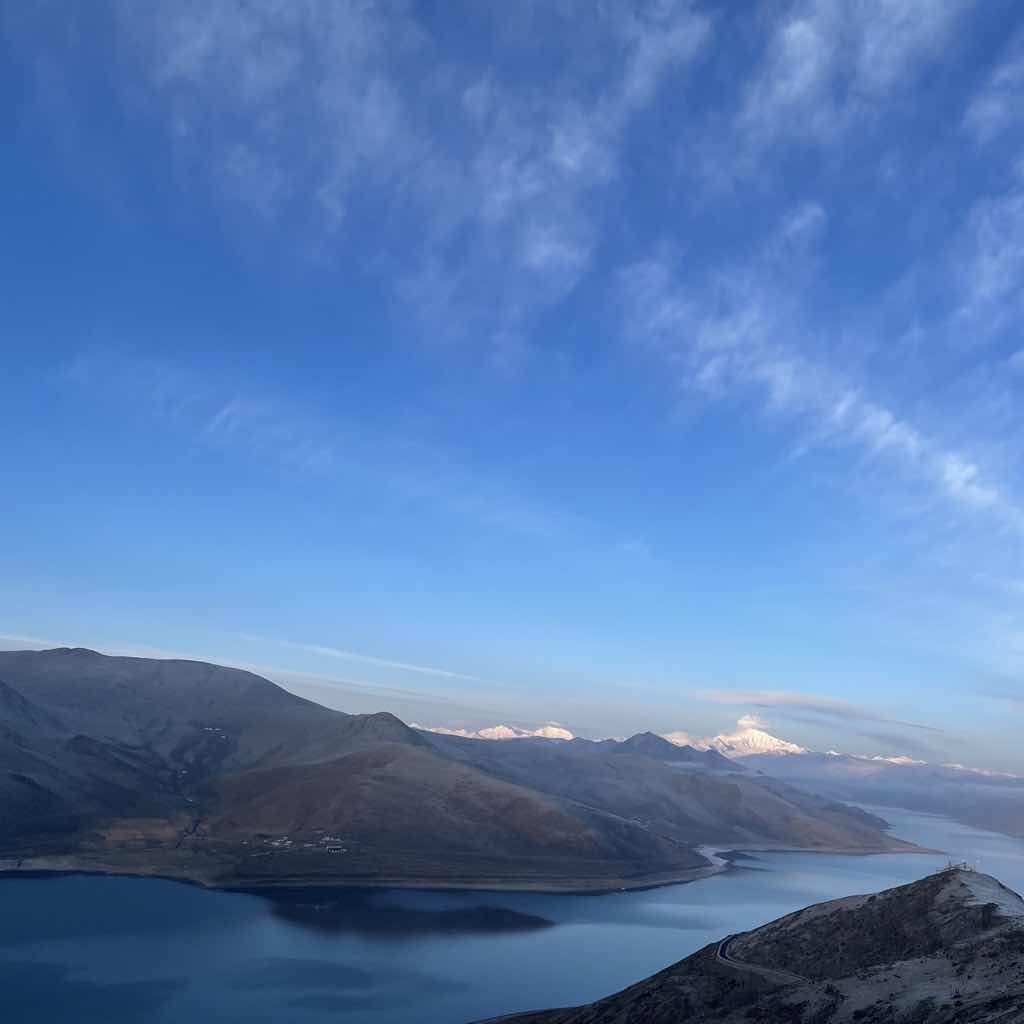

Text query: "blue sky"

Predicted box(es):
[3, 1, 1024, 768]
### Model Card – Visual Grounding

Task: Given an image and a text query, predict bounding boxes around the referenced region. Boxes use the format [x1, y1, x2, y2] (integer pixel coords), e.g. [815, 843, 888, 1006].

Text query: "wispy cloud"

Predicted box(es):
[239, 633, 483, 683]
[696, 0, 973, 185]
[0, 632, 62, 650]
[64, 347, 570, 537]
[963, 31, 1024, 145]
[736, 713, 767, 730]
[696, 687, 943, 733]
[19, 2, 711, 363]
[955, 183, 1024, 338]
[846, 726, 943, 759]
[398, 2, 711, 348]
[617, 205, 1024, 533]
[750, 0, 971, 130]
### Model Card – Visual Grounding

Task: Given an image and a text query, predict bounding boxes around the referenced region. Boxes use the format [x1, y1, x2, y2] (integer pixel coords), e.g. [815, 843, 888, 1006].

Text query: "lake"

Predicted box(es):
[3, 807, 1023, 1023]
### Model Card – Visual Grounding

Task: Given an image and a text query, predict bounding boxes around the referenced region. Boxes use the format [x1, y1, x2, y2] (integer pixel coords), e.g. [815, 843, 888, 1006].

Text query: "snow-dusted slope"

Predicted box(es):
[412, 722, 575, 741]
[711, 725, 808, 757]
[662, 718, 807, 758]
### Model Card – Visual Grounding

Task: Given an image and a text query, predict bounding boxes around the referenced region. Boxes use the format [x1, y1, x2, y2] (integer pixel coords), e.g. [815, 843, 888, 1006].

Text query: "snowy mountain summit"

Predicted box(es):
[711, 723, 808, 757]
[663, 716, 807, 758]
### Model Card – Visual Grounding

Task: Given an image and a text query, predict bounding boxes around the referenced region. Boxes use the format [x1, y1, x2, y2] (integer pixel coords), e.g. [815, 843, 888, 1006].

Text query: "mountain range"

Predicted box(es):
[739, 748, 1024, 841]
[413, 716, 807, 756]
[0, 648, 918, 892]
[420, 713, 1024, 841]
[667, 719, 1024, 841]
[495, 866, 1024, 1023]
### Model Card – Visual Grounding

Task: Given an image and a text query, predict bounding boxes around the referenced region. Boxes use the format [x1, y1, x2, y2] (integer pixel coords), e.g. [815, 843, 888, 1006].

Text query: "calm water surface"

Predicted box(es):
[3, 808, 1023, 1024]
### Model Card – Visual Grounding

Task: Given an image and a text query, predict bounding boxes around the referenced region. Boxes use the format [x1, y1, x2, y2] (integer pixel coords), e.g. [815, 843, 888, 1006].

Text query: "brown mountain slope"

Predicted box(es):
[498, 868, 1024, 1024]
[208, 743, 701, 888]
[1, 648, 918, 891]
[0, 648, 431, 845]
[425, 732, 916, 853]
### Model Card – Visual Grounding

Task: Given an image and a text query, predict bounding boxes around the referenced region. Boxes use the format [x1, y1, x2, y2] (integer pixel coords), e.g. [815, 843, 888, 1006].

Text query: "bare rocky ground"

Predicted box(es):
[498, 868, 1024, 1023]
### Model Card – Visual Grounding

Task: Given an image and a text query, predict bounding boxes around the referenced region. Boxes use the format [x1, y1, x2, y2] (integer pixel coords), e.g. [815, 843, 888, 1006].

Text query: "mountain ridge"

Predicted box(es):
[0, 648, 921, 892]
[496, 867, 1024, 1023]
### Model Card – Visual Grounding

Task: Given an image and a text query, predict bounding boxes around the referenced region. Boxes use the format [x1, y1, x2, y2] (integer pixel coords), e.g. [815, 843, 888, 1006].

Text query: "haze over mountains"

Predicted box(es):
[0, 648, 918, 892]
[417, 711, 1024, 842]
[412, 715, 806, 755]
[504, 867, 1024, 1023]
[668, 719, 1024, 842]
[740, 750, 1024, 842]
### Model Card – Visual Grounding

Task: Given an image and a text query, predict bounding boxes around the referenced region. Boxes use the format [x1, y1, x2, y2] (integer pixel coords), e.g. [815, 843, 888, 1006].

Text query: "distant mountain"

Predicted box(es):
[0, 648, 918, 892]
[662, 719, 808, 757]
[659, 718, 1024, 841]
[501, 867, 1024, 1023]
[614, 731, 741, 770]
[709, 724, 808, 757]
[743, 748, 1024, 840]
[422, 730, 914, 856]
[420, 708, 1024, 843]
[415, 717, 805, 759]
[414, 722, 575, 741]
[413, 724, 742, 770]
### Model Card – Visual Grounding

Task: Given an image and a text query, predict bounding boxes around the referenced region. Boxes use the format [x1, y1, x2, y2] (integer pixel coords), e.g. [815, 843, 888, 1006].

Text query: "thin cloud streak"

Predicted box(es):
[80, 1, 712, 357]
[239, 632, 484, 683]
[694, 0, 974, 186]
[696, 687, 943, 734]
[0, 628, 500, 709]
[963, 30, 1024, 145]
[0, 632, 62, 649]
[617, 209, 1024, 535]
[64, 347, 571, 538]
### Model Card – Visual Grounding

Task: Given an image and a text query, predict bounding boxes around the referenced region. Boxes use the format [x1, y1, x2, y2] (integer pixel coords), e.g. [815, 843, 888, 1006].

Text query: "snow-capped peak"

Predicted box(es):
[661, 730, 703, 748]
[711, 725, 807, 757]
[661, 718, 807, 758]
[871, 754, 926, 766]
[412, 722, 574, 741]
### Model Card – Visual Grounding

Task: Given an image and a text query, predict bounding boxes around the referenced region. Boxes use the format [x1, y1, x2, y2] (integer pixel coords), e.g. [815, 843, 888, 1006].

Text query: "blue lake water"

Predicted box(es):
[3, 807, 1023, 1024]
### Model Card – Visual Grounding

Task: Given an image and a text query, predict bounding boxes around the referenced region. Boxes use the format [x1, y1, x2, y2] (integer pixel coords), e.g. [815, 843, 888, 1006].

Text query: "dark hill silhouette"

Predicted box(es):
[501, 867, 1024, 1023]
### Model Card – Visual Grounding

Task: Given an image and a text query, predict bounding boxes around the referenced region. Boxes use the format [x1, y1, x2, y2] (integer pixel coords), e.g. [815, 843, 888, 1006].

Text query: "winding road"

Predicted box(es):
[715, 935, 809, 987]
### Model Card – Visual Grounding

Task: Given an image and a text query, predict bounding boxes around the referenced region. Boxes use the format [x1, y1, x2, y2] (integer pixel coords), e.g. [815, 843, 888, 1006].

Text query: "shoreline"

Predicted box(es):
[0, 857, 727, 896]
[0, 839, 933, 897]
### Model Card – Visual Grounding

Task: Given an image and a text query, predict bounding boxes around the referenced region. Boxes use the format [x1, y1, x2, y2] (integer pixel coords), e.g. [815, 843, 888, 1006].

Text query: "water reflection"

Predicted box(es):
[1, 808, 1022, 1024]
[266, 895, 554, 937]
[0, 961, 181, 1024]
[225, 957, 468, 1013]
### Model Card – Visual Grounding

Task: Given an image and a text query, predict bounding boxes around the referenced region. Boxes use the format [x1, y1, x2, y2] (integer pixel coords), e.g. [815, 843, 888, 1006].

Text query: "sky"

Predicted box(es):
[2, 1, 1024, 770]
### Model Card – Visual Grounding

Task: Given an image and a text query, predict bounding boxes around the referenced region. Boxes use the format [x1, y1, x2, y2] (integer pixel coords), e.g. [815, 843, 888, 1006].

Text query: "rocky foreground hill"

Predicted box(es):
[497, 867, 1024, 1023]
[1, 648, 917, 892]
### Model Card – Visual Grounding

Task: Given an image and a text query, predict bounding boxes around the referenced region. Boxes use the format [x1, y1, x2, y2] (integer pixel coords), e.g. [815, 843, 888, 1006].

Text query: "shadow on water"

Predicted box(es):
[0, 961, 182, 1024]
[225, 957, 468, 1012]
[4, 811, 1019, 1024]
[264, 893, 555, 937]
